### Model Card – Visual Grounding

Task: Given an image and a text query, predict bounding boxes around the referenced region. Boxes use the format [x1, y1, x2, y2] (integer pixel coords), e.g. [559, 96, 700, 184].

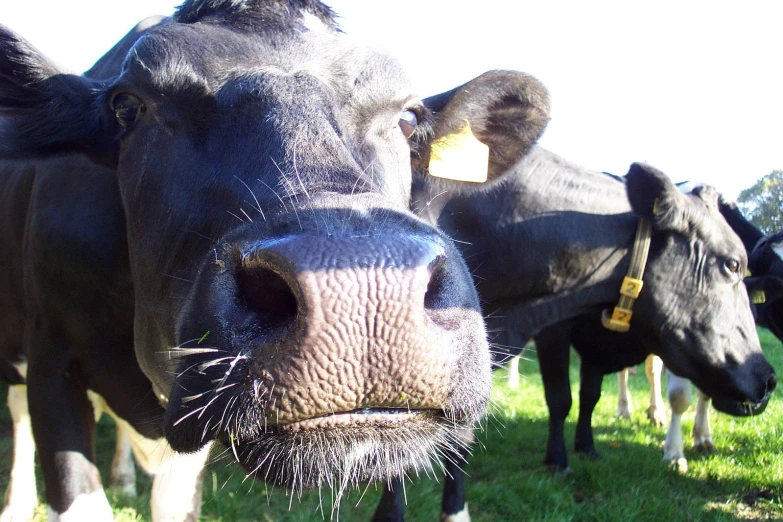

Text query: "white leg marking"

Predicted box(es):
[692, 389, 715, 453]
[107, 412, 210, 522]
[645, 355, 666, 426]
[1, 385, 38, 522]
[663, 372, 691, 473]
[110, 429, 137, 497]
[507, 355, 520, 390]
[440, 502, 470, 522]
[47, 490, 113, 522]
[616, 369, 633, 418]
[150, 445, 211, 522]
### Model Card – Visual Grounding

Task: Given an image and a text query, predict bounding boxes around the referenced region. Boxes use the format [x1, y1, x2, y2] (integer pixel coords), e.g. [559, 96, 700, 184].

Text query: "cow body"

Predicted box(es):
[0, 2, 552, 519]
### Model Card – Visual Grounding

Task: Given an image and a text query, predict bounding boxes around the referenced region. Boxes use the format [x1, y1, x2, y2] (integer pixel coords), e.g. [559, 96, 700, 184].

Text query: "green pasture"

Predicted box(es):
[1, 329, 781, 521]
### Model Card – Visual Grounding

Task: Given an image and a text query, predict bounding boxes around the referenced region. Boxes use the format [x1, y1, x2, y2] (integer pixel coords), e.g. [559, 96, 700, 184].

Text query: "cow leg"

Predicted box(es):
[615, 369, 633, 419]
[536, 328, 572, 471]
[663, 372, 691, 473]
[692, 389, 715, 454]
[506, 354, 521, 390]
[109, 429, 136, 497]
[440, 426, 473, 522]
[574, 362, 602, 459]
[371, 478, 405, 522]
[645, 355, 666, 426]
[1, 384, 38, 522]
[109, 413, 209, 522]
[84, 390, 137, 496]
[26, 350, 113, 521]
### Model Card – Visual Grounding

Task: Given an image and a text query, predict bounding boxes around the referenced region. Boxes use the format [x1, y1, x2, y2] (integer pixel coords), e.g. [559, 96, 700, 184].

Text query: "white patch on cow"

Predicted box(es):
[11, 362, 27, 381]
[110, 430, 137, 497]
[0, 385, 38, 522]
[301, 11, 330, 33]
[615, 369, 633, 418]
[506, 355, 521, 389]
[103, 410, 209, 521]
[645, 355, 667, 426]
[47, 490, 113, 522]
[771, 240, 783, 263]
[86, 390, 106, 422]
[441, 503, 471, 522]
[692, 390, 714, 451]
[663, 372, 692, 473]
[150, 444, 211, 522]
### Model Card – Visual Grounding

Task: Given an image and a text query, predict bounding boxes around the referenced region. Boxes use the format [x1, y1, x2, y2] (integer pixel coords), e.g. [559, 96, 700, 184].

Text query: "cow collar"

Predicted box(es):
[601, 217, 652, 332]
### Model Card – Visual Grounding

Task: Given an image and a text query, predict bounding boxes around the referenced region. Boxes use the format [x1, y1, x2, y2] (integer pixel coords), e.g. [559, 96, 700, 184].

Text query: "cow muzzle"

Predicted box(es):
[164, 231, 491, 488]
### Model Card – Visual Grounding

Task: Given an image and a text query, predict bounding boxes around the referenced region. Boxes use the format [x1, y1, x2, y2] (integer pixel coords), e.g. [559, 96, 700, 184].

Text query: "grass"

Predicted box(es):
[1, 328, 781, 521]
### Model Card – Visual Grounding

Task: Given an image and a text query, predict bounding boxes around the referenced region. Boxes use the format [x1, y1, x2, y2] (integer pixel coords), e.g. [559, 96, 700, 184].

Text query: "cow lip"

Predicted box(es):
[274, 407, 441, 432]
[712, 390, 772, 417]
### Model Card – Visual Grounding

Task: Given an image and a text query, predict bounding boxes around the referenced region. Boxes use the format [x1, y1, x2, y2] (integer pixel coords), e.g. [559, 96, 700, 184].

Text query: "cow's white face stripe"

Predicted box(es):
[47, 490, 113, 522]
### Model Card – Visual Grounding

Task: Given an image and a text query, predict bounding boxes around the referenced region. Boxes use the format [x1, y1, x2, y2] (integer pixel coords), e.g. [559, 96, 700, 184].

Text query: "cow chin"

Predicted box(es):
[227, 412, 456, 489]
[163, 372, 478, 490]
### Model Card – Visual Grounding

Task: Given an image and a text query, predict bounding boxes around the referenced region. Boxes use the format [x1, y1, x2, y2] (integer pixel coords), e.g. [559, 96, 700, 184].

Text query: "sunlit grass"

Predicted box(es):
[1, 328, 781, 520]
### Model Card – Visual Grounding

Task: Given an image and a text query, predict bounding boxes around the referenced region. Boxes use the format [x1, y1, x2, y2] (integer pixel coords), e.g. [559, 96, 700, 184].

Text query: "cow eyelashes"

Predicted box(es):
[398, 109, 418, 139]
[112, 93, 146, 129]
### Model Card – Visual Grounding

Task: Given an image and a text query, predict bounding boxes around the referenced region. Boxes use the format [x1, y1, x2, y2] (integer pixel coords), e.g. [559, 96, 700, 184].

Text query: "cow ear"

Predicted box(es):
[625, 162, 691, 233]
[0, 25, 117, 166]
[414, 70, 550, 183]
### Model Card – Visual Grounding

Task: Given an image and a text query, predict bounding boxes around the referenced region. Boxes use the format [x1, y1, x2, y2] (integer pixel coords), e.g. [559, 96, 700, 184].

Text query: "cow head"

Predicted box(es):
[748, 231, 783, 340]
[0, 1, 534, 491]
[626, 164, 776, 415]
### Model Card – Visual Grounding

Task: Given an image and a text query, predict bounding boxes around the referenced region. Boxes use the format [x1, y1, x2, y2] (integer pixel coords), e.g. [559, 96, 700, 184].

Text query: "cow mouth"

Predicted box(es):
[274, 407, 438, 432]
[712, 391, 772, 417]
[219, 407, 457, 490]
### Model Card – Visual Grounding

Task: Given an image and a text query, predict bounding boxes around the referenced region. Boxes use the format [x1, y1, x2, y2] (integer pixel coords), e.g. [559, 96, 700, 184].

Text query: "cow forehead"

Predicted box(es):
[125, 22, 414, 106]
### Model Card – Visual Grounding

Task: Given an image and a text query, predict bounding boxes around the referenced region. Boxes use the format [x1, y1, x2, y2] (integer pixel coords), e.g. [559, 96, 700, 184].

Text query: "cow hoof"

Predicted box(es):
[694, 441, 717, 454]
[646, 406, 666, 427]
[439, 502, 470, 522]
[545, 464, 573, 476]
[575, 448, 600, 460]
[666, 457, 688, 474]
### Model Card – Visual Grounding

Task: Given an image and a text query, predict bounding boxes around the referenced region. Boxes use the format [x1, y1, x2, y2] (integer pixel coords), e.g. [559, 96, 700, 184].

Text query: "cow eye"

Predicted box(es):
[724, 258, 740, 275]
[112, 93, 146, 128]
[398, 110, 418, 139]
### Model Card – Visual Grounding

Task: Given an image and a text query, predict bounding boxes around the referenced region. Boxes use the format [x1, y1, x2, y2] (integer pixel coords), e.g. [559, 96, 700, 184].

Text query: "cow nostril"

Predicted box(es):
[237, 266, 298, 329]
[424, 254, 448, 310]
[424, 254, 461, 330]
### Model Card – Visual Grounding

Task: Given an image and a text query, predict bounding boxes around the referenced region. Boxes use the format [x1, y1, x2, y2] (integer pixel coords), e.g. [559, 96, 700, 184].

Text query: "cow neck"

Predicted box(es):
[601, 217, 652, 332]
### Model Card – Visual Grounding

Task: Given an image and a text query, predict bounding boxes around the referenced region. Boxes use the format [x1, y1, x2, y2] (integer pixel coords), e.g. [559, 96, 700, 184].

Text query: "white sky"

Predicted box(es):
[4, 1, 782, 200]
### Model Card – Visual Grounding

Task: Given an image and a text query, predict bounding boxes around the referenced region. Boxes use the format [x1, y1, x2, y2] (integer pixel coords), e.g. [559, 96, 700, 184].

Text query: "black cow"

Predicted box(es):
[375, 83, 777, 519]
[0, 2, 547, 519]
[529, 194, 783, 474]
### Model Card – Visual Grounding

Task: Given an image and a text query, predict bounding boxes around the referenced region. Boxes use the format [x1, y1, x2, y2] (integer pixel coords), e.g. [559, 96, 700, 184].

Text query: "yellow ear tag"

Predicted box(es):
[428, 121, 489, 183]
[751, 290, 766, 304]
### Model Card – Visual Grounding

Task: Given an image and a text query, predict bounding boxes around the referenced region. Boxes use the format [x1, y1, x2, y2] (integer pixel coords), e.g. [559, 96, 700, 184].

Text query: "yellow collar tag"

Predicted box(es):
[428, 121, 489, 183]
